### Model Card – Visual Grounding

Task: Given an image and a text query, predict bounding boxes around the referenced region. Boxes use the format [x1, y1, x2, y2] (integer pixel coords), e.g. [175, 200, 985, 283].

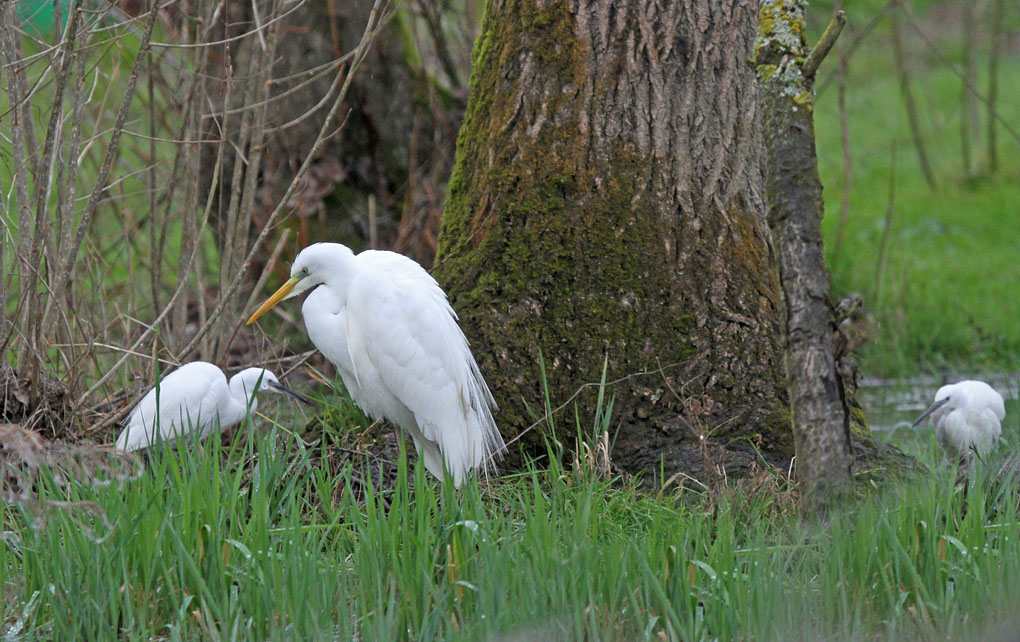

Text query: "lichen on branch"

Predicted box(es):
[755, 0, 814, 109]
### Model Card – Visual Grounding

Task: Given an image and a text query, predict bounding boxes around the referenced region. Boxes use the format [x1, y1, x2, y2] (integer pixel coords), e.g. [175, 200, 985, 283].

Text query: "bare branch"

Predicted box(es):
[57, 0, 161, 329]
[149, 1, 305, 49]
[802, 10, 846, 80]
[904, 9, 1020, 149]
[890, 6, 936, 190]
[179, 0, 393, 359]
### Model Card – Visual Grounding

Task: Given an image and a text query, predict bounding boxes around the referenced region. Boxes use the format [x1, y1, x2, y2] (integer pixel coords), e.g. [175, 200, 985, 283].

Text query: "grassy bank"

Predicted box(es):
[4, 410, 1020, 640]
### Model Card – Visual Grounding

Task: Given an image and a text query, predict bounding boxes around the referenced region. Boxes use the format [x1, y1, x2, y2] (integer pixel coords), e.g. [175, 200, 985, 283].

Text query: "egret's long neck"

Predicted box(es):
[317, 245, 357, 300]
[228, 374, 259, 415]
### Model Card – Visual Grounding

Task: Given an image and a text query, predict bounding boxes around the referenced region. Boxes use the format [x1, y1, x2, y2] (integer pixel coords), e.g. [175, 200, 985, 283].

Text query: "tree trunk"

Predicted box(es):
[434, 0, 793, 482]
[756, 5, 853, 510]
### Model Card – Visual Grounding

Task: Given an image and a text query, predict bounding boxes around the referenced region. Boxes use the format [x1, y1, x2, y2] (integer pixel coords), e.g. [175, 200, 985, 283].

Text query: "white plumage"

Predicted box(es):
[116, 362, 308, 451]
[247, 242, 505, 487]
[912, 380, 1006, 461]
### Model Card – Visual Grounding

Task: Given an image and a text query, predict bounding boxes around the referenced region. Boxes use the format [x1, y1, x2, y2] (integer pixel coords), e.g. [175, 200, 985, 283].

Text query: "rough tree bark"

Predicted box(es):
[756, 3, 853, 509]
[434, 0, 794, 482]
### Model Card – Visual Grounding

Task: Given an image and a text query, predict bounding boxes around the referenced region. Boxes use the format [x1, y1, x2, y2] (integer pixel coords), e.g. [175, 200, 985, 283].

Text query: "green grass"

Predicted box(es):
[814, 2, 1020, 376]
[5, 406, 1020, 641]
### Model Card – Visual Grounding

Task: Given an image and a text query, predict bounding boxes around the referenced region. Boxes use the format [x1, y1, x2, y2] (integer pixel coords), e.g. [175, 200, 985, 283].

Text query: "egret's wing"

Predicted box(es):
[349, 252, 503, 484]
[117, 385, 163, 451]
[116, 362, 228, 450]
[960, 380, 1006, 421]
[972, 408, 1003, 453]
[988, 390, 1006, 422]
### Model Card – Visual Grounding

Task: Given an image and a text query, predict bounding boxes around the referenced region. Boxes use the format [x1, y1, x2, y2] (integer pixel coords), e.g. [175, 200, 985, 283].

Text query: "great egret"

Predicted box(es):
[115, 362, 311, 451]
[246, 243, 505, 487]
[912, 380, 1006, 461]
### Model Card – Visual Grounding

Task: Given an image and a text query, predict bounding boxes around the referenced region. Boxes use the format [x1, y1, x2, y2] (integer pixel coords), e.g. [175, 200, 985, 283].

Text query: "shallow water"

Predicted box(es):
[859, 372, 1020, 433]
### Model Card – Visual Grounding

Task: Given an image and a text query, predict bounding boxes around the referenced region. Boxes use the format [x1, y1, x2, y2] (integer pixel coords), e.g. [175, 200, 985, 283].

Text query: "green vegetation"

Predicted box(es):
[2, 404, 1020, 640]
[814, 3, 1020, 376]
[3, 2, 1020, 640]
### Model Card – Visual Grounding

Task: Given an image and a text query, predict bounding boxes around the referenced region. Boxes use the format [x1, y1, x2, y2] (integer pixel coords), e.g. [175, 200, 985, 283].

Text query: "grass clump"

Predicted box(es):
[4, 404, 1020, 640]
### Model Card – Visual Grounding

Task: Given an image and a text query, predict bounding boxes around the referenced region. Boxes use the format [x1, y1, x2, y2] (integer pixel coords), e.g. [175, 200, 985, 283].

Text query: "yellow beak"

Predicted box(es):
[246, 275, 301, 325]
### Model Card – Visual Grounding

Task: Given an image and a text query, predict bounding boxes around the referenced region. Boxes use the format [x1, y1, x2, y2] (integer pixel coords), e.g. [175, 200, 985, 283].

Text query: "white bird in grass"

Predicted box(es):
[116, 362, 312, 451]
[246, 243, 505, 487]
[912, 380, 1006, 462]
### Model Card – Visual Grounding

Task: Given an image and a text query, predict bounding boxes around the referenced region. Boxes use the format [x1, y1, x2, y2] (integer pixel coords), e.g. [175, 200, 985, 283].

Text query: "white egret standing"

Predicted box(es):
[116, 362, 311, 451]
[246, 243, 505, 487]
[912, 380, 1006, 461]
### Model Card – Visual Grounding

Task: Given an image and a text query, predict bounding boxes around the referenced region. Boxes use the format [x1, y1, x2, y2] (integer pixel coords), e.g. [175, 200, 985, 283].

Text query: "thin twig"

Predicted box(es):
[55, 0, 161, 343]
[986, 0, 1005, 172]
[890, 6, 936, 190]
[832, 2, 852, 263]
[960, 1, 979, 178]
[149, 1, 305, 49]
[243, 229, 293, 314]
[51, 342, 181, 366]
[802, 10, 846, 80]
[0, 3, 36, 351]
[904, 9, 1020, 148]
[817, 0, 899, 96]
[872, 144, 897, 302]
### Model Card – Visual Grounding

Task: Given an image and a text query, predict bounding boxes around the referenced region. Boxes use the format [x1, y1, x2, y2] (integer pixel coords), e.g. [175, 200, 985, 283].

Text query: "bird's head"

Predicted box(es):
[911, 383, 960, 428]
[246, 243, 355, 325]
[231, 368, 313, 405]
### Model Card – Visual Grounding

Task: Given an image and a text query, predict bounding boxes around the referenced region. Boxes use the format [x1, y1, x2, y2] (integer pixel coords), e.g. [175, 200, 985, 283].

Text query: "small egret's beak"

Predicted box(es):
[267, 381, 315, 406]
[247, 275, 301, 325]
[911, 398, 949, 428]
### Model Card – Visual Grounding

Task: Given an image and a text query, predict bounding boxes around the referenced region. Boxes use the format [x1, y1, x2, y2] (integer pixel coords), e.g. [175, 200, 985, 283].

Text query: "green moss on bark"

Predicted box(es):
[437, 0, 701, 451]
[437, 0, 795, 478]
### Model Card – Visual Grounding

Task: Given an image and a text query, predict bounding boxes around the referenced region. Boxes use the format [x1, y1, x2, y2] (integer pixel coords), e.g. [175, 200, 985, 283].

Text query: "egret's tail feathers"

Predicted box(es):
[403, 416, 448, 483]
[419, 438, 446, 483]
[115, 419, 159, 452]
[466, 367, 506, 481]
[114, 432, 131, 451]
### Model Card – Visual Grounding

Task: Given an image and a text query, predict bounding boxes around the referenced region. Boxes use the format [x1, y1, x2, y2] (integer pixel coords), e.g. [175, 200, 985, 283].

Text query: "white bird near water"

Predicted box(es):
[116, 362, 312, 451]
[246, 242, 506, 487]
[912, 380, 1006, 461]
